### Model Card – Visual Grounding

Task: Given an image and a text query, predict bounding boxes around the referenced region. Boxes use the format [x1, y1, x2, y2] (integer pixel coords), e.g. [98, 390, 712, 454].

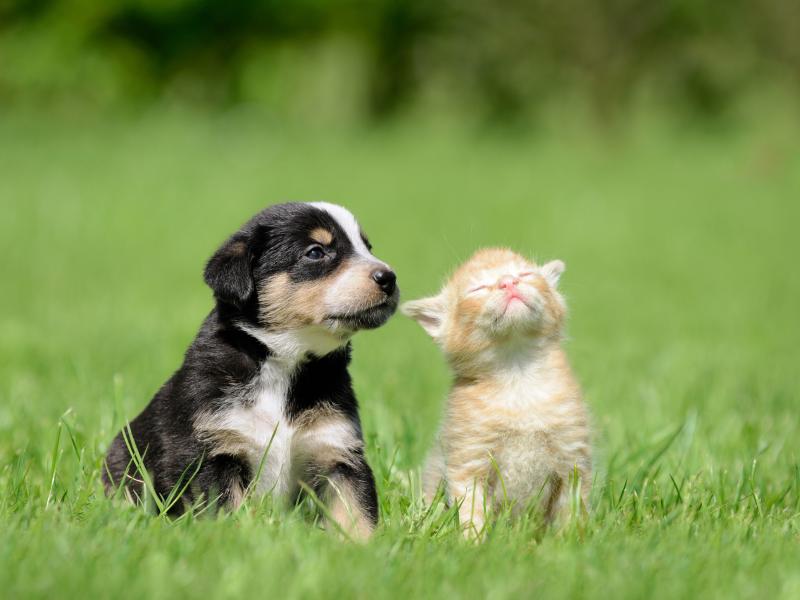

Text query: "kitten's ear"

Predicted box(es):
[401, 295, 446, 339]
[541, 260, 565, 287]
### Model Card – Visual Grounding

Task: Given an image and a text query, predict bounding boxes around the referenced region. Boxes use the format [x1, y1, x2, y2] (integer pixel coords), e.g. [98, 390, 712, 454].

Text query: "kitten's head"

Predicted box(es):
[402, 248, 566, 360]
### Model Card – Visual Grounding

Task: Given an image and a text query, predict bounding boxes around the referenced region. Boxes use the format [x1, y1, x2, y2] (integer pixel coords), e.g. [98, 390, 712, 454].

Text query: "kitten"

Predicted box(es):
[402, 248, 591, 536]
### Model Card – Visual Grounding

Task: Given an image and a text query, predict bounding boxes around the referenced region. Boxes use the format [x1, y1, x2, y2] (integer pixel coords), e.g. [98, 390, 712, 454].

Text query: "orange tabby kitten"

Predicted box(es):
[403, 248, 591, 536]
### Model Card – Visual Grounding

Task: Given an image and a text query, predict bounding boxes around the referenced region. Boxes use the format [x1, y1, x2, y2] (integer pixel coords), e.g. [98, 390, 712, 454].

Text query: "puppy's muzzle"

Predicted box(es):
[328, 267, 399, 331]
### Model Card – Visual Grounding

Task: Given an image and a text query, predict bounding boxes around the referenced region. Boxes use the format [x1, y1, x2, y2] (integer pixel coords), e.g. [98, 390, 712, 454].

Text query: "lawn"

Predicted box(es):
[1, 109, 798, 599]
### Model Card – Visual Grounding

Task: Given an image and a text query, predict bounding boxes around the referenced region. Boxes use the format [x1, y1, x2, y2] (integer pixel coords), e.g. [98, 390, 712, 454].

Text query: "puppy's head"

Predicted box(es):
[204, 202, 399, 355]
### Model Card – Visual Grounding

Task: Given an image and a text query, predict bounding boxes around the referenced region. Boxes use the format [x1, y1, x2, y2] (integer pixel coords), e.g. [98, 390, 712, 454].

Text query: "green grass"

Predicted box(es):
[1, 109, 799, 599]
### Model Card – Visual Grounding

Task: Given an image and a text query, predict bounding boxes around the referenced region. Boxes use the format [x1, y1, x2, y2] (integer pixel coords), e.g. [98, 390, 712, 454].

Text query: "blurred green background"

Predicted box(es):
[2, 0, 800, 123]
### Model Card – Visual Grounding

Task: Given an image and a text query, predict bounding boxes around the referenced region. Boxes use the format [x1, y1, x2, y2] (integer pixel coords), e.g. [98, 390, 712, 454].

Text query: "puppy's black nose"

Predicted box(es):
[371, 269, 397, 295]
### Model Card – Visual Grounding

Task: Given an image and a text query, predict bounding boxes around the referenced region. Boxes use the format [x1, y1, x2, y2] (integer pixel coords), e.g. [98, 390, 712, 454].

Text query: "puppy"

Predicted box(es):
[104, 202, 399, 538]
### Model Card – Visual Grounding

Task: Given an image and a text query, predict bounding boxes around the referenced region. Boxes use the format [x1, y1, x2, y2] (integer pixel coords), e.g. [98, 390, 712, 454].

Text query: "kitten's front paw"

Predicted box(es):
[458, 505, 487, 541]
[461, 520, 486, 542]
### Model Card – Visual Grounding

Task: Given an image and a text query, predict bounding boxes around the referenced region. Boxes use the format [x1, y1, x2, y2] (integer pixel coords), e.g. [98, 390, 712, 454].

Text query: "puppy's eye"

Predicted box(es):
[519, 272, 535, 278]
[305, 246, 326, 260]
[468, 285, 488, 294]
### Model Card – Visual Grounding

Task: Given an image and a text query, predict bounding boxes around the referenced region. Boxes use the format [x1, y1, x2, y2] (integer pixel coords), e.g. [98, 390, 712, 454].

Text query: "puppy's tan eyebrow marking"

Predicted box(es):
[310, 228, 334, 246]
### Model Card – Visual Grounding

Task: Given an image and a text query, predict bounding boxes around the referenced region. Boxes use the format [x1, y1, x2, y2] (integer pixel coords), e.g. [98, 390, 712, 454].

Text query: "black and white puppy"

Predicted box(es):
[104, 202, 398, 538]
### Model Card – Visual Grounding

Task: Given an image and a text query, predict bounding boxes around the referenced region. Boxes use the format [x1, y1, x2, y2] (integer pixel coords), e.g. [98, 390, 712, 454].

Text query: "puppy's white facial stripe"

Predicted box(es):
[309, 202, 378, 263]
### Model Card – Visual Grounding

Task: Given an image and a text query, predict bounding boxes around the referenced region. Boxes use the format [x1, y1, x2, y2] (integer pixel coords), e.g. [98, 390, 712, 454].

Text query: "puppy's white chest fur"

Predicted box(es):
[194, 359, 298, 497]
[194, 330, 363, 501]
[198, 326, 349, 498]
[235, 361, 297, 496]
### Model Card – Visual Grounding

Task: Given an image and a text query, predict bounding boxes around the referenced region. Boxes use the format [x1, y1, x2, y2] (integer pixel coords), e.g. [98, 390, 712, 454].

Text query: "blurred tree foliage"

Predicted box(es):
[1, 0, 798, 121]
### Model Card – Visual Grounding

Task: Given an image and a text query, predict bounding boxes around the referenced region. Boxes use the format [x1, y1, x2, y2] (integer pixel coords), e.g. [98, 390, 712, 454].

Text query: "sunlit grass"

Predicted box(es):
[1, 109, 798, 599]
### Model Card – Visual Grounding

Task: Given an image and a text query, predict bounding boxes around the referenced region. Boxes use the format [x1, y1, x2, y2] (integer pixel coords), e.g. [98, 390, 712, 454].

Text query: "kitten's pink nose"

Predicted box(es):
[498, 276, 520, 291]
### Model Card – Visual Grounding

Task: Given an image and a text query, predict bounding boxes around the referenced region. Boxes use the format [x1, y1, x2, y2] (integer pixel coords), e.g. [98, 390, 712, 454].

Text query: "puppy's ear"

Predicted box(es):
[541, 259, 565, 288]
[204, 233, 254, 308]
[401, 295, 446, 339]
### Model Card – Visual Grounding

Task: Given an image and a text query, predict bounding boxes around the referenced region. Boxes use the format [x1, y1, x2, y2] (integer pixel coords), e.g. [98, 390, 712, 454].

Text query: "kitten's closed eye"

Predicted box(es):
[469, 271, 534, 294]
[468, 284, 489, 294]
